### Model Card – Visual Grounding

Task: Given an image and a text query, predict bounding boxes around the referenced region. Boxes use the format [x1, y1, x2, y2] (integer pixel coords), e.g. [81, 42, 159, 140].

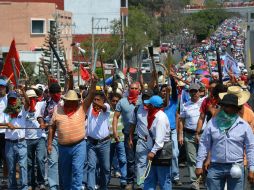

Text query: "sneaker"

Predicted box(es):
[120, 183, 126, 189]
[95, 185, 100, 190]
[39, 184, 46, 190]
[173, 179, 182, 186]
[125, 184, 133, 190]
[1, 179, 7, 185]
[28, 186, 32, 190]
[190, 180, 200, 190]
[115, 171, 121, 178]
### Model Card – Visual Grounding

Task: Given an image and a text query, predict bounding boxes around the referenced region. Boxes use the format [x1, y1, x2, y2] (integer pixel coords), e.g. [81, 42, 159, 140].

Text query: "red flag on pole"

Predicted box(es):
[80, 66, 90, 81]
[1, 39, 21, 86]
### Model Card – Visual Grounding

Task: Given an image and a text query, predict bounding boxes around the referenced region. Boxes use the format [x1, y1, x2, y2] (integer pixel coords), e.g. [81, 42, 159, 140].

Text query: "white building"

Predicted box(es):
[64, 0, 128, 34]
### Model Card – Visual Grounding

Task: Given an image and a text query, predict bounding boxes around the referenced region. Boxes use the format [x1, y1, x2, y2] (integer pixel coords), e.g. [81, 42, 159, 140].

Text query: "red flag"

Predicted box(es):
[1, 39, 21, 86]
[80, 66, 90, 81]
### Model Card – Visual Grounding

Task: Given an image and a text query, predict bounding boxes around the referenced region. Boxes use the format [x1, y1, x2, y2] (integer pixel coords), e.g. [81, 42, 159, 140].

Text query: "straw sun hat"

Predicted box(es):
[62, 90, 80, 101]
[219, 86, 250, 106]
[26, 89, 38, 98]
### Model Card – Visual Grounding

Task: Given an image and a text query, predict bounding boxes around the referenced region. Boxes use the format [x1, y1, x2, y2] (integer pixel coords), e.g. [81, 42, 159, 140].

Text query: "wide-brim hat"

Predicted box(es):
[178, 81, 185, 87]
[62, 90, 80, 101]
[219, 86, 250, 106]
[26, 89, 38, 98]
[237, 80, 247, 89]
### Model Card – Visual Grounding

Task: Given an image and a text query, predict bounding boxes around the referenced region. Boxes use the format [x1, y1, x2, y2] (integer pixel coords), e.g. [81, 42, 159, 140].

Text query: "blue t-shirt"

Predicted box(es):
[164, 98, 178, 130]
[115, 97, 141, 135]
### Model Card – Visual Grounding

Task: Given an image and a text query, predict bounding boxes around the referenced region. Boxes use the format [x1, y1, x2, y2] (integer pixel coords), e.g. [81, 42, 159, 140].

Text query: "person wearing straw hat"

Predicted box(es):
[24, 89, 47, 190]
[195, 92, 254, 190]
[48, 75, 97, 190]
[143, 95, 171, 190]
[0, 91, 27, 190]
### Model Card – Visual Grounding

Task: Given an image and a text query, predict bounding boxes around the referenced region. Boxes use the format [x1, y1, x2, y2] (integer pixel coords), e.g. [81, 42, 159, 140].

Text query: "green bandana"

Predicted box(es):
[215, 110, 238, 132]
[4, 99, 22, 115]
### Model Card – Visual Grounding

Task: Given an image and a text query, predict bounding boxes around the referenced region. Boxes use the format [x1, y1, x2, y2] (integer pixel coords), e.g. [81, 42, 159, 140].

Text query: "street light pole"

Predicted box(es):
[122, 12, 126, 70]
[92, 17, 95, 71]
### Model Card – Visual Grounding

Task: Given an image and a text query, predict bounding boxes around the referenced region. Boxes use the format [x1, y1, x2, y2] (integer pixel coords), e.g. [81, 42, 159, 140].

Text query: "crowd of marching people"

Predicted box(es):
[1, 17, 254, 190]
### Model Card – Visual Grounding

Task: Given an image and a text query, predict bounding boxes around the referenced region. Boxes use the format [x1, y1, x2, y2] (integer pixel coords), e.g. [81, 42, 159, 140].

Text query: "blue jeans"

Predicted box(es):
[58, 140, 86, 190]
[87, 139, 110, 190]
[27, 138, 46, 187]
[124, 134, 137, 184]
[135, 138, 149, 189]
[83, 140, 88, 188]
[144, 165, 172, 190]
[5, 140, 28, 190]
[171, 129, 180, 181]
[110, 141, 127, 185]
[47, 137, 59, 190]
[207, 163, 244, 190]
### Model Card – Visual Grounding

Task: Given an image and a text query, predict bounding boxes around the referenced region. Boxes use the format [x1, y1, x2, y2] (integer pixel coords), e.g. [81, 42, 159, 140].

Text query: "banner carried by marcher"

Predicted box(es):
[1, 39, 21, 86]
[222, 52, 241, 78]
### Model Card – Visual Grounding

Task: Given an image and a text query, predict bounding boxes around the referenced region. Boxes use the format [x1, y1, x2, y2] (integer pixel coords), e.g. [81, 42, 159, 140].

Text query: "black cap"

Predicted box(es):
[220, 93, 238, 107]
[49, 83, 61, 94]
[142, 89, 153, 97]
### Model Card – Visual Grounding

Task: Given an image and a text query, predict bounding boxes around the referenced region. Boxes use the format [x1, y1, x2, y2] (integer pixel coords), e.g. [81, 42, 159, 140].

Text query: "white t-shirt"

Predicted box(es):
[0, 95, 7, 133]
[25, 101, 46, 139]
[147, 110, 171, 154]
[180, 98, 203, 131]
[87, 103, 110, 140]
[5, 112, 26, 140]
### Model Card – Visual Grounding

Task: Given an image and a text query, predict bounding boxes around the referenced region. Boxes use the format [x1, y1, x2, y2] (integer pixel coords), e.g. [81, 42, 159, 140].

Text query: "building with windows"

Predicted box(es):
[0, 1, 72, 74]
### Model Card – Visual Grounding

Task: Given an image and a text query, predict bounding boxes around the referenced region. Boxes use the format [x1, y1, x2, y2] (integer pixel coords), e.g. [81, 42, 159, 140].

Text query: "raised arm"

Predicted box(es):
[112, 111, 121, 142]
[18, 85, 29, 110]
[82, 74, 98, 113]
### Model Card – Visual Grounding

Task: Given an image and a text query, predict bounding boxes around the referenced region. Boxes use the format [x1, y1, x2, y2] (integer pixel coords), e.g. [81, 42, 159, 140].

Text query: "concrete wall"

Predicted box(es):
[0, 2, 73, 64]
[64, 0, 121, 34]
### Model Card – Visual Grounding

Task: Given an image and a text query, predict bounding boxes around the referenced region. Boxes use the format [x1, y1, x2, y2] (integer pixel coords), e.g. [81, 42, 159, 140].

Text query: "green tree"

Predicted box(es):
[185, 9, 233, 42]
[125, 6, 160, 56]
[41, 18, 66, 85]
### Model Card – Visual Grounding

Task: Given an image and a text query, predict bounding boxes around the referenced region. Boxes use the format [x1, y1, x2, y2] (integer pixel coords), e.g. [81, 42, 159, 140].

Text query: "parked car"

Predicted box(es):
[160, 43, 169, 53]
[153, 53, 160, 63]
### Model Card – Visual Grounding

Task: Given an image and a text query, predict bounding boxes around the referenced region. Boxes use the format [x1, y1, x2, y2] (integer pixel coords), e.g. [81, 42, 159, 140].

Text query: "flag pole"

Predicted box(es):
[11, 58, 19, 88]
[216, 47, 223, 84]
[20, 60, 28, 80]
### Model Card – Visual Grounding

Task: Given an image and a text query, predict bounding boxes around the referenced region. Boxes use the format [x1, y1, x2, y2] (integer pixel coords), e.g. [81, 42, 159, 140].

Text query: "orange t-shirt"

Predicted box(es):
[51, 105, 86, 145]
[239, 105, 254, 132]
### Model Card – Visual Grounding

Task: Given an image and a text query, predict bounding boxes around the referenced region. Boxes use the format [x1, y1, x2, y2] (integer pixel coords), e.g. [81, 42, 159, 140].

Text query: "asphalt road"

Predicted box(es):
[108, 165, 206, 190]
[0, 165, 207, 190]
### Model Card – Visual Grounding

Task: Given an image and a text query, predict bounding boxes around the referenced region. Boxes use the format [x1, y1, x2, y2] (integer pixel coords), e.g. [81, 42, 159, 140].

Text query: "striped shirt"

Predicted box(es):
[196, 117, 254, 171]
[51, 105, 86, 145]
[109, 110, 124, 142]
[180, 98, 203, 131]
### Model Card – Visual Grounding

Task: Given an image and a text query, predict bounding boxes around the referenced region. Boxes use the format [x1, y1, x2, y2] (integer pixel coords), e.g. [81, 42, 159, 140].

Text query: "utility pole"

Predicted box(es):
[121, 12, 125, 70]
[92, 17, 95, 70]
[91, 17, 108, 71]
